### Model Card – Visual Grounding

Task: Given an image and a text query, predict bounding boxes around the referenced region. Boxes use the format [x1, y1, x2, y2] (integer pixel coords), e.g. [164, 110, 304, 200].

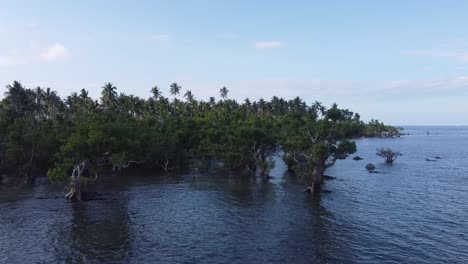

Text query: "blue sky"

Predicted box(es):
[1, 0, 468, 125]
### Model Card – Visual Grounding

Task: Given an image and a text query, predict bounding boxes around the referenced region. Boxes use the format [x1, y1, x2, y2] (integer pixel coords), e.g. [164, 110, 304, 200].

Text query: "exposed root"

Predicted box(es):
[65, 161, 85, 201]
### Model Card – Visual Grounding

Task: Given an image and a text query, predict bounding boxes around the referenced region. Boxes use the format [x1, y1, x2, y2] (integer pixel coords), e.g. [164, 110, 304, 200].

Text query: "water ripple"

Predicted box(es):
[1, 127, 468, 263]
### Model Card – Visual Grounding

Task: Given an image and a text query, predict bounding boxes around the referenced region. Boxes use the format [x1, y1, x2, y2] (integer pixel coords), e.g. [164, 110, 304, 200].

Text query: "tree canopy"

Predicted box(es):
[0, 81, 398, 193]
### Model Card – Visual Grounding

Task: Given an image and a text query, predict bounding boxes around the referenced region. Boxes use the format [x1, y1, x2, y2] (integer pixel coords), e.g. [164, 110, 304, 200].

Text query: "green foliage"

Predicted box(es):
[258, 159, 275, 176]
[334, 140, 357, 159]
[312, 144, 329, 164]
[0, 80, 395, 185]
[376, 147, 401, 164]
[279, 105, 362, 185]
[48, 159, 74, 182]
[364, 119, 402, 137]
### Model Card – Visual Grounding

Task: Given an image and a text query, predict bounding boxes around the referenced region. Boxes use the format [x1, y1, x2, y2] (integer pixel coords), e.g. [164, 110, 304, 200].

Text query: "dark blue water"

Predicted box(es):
[1, 126, 467, 263]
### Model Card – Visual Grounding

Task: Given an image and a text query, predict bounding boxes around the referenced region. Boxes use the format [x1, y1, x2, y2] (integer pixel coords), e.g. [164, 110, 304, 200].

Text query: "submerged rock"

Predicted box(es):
[434, 156, 442, 159]
[365, 163, 376, 171]
[303, 188, 331, 194]
[425, 158, 437, 162]
[353, 156, 363, 161]
[323, 175, 336, 181]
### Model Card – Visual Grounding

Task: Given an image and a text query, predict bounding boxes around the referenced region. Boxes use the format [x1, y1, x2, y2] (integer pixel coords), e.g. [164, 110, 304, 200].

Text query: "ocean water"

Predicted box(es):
[0, 126, 467, 263]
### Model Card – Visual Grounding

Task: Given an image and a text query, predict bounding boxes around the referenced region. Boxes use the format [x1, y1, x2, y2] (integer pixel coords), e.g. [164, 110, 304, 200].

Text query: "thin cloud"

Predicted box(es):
[401, 49, 468, 62]
[40, 43, 71, 62]
[255, 41, 282, 49]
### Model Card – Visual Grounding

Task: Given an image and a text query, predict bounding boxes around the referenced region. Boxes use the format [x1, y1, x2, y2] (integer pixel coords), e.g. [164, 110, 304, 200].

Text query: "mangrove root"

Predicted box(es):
[65, 161, 85, 201]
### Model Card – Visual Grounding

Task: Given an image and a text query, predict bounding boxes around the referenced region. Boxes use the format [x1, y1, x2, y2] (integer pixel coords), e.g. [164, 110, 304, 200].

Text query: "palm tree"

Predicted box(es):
[184, 90, 195, 102]
[66, 92, 79, 107]
[145, 97, 158, 116]
[33, 87, 45, 118]
[151, 86, 162, 100]
[134, 97, 145, 117]
[169, 83, 181, 99]
[44, 87, 58, 102]
[128, 95, 143, 117]
[289, 97, 307, 114]
[219, 86, 229, 99]
[258, 98, 267, 115]
[312, 101, 326, 116]
[209, 97, 216, 108]
[101, 82, 118, 109]
[34, 87, 44, 102]
[4, 81, 24, 113]
[116, 93, 129, 113]
[5, 81, 36, 115]
[80, 89, 89, 99]
[43, 87, 62, 118]
[158, 97, 170, 117]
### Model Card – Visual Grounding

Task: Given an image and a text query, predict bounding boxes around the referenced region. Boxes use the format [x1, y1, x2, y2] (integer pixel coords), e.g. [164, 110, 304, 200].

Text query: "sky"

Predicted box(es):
[1, 0, 468, 125]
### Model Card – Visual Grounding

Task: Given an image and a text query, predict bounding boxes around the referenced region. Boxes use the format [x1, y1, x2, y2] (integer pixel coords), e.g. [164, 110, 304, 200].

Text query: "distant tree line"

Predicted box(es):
[365, 119, 402, 137]
[0, 81, 398, 196]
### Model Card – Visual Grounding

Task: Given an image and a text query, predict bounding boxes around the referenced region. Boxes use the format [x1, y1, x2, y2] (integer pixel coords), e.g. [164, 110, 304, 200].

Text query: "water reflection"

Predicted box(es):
[2, 127, 468, 263]
[52, 194, 133, 264]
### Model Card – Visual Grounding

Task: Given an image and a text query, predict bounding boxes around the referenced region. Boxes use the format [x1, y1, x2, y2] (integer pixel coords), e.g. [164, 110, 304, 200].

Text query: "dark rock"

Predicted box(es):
[353, 156, 363, 161]
[323, 175, 336, 181]
[365, 163, 376, 171]
[434, 156, 442, 159]
[425, 158, 437, 162]
[368, 170, 380, 174]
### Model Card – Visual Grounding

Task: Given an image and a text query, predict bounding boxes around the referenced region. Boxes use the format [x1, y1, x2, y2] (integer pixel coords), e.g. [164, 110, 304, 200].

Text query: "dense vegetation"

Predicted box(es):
[0, 81, 398, 197]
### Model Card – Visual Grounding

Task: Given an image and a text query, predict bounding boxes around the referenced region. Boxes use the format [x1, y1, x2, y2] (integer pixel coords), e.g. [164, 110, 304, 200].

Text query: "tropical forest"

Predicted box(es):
[0, 81, 398, 200]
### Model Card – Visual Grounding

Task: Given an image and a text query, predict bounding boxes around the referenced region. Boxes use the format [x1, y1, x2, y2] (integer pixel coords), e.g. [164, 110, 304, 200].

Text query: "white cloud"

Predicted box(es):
[401, 49, 468, 62]
[146, 34, 170, 41]
[255, 41, 282, 49]
[40, 43, 71, 62]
